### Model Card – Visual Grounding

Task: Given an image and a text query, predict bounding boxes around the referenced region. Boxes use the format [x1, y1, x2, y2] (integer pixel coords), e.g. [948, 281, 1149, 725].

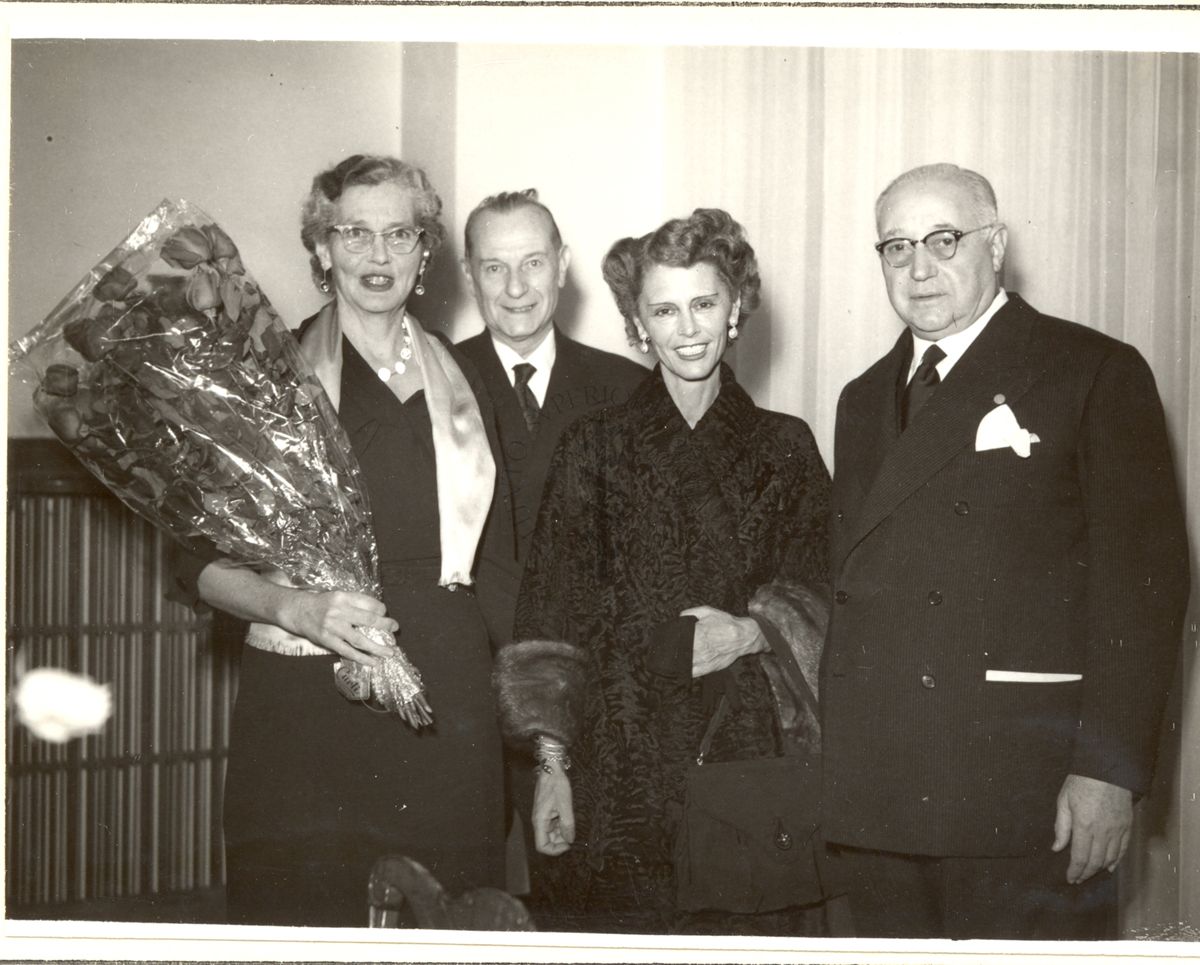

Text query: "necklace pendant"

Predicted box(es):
[399, 345, 413, 362]
[377, 366, 392, 382]
[393, 360, 407, 376]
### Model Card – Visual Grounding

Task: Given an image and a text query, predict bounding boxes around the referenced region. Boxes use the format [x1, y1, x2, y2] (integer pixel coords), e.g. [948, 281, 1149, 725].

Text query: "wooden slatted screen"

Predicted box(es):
[6, 439, 236, 914]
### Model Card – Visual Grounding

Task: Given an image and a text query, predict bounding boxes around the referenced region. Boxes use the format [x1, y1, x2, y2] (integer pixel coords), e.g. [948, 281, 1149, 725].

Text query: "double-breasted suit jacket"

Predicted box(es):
[457, 328, 647, 561]
[821, 294, 1189, 857]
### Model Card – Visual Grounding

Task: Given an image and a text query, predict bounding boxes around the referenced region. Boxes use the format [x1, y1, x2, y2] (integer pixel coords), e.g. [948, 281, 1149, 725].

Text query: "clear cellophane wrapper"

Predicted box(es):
[9, 199, 432, 727]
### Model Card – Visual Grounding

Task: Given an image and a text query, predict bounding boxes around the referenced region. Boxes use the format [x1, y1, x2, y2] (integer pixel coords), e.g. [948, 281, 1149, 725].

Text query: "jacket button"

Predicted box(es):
[921, 674, 936, 689]
[928, 590, 943, 606]
[835, 590, 849, 604]
[954, 501, 969, 516]
[836, 510, 845, 521]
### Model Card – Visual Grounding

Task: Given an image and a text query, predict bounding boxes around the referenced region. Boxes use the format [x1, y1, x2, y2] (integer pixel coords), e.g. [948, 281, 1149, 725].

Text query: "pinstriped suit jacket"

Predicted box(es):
[821, 293, 1189, 856]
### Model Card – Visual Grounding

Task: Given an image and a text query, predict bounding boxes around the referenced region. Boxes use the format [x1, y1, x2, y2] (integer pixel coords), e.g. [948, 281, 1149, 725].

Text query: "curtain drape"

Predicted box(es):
[665, 46, 1199, 937]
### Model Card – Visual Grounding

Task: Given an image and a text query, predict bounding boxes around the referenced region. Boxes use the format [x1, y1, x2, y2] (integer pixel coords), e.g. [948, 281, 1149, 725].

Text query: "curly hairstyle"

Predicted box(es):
[299, 154, 448, 291]
[601, 208, 761, 346]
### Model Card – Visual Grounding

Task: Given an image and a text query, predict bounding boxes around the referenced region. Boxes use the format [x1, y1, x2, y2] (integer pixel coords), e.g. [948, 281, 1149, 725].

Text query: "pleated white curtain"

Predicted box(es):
[664, 46, 1200, 937]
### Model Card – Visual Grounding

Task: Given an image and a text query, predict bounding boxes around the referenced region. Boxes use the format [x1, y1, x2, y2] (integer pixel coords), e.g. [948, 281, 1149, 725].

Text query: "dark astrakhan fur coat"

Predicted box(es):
[497, 364, 830, 925]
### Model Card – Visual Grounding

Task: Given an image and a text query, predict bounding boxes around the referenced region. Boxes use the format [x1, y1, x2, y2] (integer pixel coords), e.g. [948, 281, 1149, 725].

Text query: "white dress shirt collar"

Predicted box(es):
[491, 326, 557, 406]
[907, 288, 1008, 384]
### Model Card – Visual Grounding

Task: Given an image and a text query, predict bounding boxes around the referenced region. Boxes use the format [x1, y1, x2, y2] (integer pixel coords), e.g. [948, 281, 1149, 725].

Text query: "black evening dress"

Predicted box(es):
[512, 364, 830, 934]
[220, 335, 509, 927]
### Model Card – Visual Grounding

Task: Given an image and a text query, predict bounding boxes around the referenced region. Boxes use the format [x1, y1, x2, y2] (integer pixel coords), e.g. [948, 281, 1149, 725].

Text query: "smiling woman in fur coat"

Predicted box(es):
[496, 209, 831, 936]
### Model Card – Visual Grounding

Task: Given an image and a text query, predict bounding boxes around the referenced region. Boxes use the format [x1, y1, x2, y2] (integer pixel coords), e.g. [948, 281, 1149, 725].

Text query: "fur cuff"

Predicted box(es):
[494, 640, 588, 749]
[749, 579, 829, 700]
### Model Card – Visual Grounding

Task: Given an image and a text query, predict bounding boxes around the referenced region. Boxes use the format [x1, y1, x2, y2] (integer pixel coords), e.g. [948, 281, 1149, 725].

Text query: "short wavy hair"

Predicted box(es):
[601, 208, 761, 346]
[299, 154, 447, 291]
[463, 188, 562, 261]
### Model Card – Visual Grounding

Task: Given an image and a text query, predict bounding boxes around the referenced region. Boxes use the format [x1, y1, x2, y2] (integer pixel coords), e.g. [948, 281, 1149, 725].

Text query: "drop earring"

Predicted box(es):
[414, 252, 430, 296]
[728, 321, 739, 341]
[638, 335, 651, 354]
[319, 268, 331, 294]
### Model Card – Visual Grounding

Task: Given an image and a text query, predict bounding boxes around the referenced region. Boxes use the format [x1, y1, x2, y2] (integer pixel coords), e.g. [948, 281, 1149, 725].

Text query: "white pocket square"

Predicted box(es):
[985, 670, 1082, 683]
[975, 403, 1040, 458]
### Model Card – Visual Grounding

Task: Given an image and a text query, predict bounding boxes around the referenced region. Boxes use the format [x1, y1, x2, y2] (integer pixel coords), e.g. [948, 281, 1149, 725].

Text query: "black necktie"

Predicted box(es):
[513, 363, 540, 436]
[900, 344, 946, 431]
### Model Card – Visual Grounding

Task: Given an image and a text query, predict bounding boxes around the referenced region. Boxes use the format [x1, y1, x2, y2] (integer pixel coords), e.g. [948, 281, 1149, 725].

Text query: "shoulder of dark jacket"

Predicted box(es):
[1007, 292, 1143, 369]
[454, 328, 491, 357]
[556, 330, 650, 388]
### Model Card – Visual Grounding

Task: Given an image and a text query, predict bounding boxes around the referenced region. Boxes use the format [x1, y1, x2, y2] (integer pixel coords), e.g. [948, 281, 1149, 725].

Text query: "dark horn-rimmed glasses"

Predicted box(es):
[874, 224, 996, 269]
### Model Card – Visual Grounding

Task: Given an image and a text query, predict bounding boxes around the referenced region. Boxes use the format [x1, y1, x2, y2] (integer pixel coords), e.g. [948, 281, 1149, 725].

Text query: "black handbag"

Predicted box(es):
[673, 595, 826, 914]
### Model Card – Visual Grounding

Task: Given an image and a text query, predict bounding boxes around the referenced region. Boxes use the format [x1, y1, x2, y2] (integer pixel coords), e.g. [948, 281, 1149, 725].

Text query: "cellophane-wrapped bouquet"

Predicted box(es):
[9, 199, 431, 727]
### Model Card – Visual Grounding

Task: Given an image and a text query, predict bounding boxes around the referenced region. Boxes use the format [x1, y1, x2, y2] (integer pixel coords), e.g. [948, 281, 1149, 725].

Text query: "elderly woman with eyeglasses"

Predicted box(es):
[172, 155, 518, 927]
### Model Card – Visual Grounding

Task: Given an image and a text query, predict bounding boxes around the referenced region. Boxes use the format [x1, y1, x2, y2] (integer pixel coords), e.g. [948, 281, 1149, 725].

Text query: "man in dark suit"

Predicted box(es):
[457, 189, 646, 561]
[821, 163, 1189, 939]
[456, 190, 646, 902]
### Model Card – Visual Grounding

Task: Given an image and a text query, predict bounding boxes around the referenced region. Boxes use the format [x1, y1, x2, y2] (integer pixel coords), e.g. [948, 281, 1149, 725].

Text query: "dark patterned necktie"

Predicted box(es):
[900, 344, 947, 431]
[513, 363, 540, 436]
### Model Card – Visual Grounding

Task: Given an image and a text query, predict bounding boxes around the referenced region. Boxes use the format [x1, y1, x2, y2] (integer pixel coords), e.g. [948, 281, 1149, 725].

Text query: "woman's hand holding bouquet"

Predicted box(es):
[11, 199, 432, 727]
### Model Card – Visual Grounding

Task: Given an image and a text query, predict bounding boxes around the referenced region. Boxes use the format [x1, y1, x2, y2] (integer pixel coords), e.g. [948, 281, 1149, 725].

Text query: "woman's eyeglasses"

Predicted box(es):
[330, 225, 425, 255]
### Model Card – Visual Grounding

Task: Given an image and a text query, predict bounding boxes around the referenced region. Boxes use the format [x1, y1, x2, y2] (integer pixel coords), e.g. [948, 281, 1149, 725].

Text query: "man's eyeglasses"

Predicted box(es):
[874, 225, 995, 269]
[330, 224, 425, 255]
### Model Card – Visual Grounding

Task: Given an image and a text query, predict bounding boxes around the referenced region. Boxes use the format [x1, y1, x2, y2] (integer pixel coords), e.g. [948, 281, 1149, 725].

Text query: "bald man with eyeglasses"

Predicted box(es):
[820, 163, 1189, 939]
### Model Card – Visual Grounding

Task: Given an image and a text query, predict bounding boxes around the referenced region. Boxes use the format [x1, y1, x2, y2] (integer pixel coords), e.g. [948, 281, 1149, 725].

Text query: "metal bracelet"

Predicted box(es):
[534, 735, 572, 774]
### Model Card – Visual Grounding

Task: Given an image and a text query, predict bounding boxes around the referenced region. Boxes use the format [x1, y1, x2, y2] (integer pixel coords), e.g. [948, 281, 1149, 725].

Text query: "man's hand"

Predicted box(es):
[532, 767, 575, 856]
[1052, 773, 1133, 884]
[681, 605, 767, 678]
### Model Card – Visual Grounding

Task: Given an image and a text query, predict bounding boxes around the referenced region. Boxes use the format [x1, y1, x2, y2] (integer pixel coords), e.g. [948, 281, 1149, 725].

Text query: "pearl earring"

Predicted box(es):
[319, 268, 331, 294]
[728, 321, 739, 341]
[638, 335, 650, 354]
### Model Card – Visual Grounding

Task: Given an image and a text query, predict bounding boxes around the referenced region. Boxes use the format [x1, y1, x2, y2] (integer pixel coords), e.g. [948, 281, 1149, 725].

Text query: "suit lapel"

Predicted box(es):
[533, 332, 580, 460]
[838, 332, 908, 518]
[472, 336, 530, 446]
[841, 298, 1041, 565]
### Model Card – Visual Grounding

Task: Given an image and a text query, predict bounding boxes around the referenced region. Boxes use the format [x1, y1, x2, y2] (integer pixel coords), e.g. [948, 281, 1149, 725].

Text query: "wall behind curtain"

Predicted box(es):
[665, 46, 1200, 936]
